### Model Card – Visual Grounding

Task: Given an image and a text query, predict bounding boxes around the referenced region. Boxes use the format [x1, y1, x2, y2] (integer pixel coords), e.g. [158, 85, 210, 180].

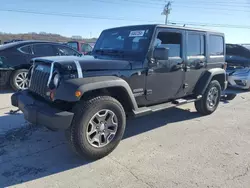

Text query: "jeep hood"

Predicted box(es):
[33, 55, 132, 71]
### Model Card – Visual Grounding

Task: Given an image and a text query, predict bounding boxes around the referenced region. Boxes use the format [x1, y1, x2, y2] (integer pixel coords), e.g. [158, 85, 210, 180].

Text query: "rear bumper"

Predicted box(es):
[11, 90, 74, 130]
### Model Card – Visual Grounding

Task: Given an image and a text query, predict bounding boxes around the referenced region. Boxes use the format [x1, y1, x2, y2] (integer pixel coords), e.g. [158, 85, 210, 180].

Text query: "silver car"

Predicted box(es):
[227, 66, 250, 90]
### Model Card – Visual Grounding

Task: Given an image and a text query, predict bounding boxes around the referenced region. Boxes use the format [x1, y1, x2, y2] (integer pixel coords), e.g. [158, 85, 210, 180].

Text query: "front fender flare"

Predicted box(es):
[54, 76, 138, 110]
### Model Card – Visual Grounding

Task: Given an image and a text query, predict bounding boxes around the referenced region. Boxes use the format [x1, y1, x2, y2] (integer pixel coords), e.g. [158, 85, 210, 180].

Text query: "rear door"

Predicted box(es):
[32, 43, 56, 57]
[206, 34, 225, 69]
[146, 28, 186, 102]
[184, 31, 207, 95]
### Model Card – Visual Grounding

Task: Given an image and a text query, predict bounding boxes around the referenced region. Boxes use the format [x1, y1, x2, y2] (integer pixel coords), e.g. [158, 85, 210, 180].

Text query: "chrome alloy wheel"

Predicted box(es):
[15, 71, 28, 89]
[86, 109, 118, 148]
[206, 86, 219, 108]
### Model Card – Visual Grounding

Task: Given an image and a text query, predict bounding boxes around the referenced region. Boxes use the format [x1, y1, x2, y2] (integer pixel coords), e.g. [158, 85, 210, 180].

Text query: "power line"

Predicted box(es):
[165, 0, 250, 5]
[169, 20, 250, 29]
[0, 8, 161, 22]
[91, 0, 163, 7]
[0, 8, 250, 29]
[94, 0, 250, 9]
[174, 1, 250, 8]
[173, 4, 250, 12]
[92, 0, 250, 13]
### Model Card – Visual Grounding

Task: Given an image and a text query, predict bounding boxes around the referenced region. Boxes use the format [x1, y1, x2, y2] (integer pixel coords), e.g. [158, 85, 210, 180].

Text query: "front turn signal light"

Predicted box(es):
[75, 90, 82, 98]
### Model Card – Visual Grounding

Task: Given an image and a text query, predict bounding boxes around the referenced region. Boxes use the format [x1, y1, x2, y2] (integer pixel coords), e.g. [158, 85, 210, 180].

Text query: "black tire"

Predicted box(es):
[66, 96, 126, 160]
[10, 69, 29, 91]
[195, 80, 221, 115]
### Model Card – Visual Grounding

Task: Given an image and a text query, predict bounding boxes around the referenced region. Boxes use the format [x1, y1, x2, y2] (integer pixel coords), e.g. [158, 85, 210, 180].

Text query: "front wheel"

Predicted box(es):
[195, 80, 221, 115]
[66, 96, 126, 160]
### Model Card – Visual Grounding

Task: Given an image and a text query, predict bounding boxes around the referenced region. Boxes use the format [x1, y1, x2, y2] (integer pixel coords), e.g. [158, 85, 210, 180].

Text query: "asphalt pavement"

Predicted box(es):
[0, 89, 250, 188]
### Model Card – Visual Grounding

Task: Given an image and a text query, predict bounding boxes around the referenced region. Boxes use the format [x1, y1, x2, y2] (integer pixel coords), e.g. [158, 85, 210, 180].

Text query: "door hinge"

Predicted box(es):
[146, 89, 153, 95]
[183, 83, 188, 89]
[147, 69, 154, 75]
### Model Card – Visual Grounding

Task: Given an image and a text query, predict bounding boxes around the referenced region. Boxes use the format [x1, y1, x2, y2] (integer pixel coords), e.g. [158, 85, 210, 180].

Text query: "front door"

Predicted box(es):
[184, 31, 207, 95]
[146, 29, 185, 102]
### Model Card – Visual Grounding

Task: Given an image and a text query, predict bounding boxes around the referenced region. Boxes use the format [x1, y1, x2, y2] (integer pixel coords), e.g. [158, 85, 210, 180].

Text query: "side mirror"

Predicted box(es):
[153, 47, 169, 60]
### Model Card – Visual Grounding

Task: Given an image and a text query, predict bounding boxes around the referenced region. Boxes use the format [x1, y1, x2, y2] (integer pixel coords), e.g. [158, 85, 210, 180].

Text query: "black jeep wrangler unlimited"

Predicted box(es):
[11, 24, 228, 159]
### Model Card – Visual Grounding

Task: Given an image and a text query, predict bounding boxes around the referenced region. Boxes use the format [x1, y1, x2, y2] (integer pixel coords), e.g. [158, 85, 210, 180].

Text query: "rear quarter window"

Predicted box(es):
[209, 35, 224, 56]
[18, 45, 32, 54]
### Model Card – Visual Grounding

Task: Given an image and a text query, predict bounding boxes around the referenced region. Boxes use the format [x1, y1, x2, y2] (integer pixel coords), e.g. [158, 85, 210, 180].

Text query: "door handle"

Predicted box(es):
[196, 61, 205, 69]
[185, 66, 191, 72]
[147, 69, 154, 75]
[176, 62, 184, 68]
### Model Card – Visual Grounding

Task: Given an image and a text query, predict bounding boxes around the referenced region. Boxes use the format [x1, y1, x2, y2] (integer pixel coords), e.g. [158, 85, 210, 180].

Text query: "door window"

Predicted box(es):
[32, 44, 55, 56]
[55, 45, 80, 56]
[154, 32, 182, 58]
[67, 42, 78, 50]
[19, 45, 32, 54]
[187, 34, 205, 56]
[209, 35, 224, 56]
[81, 43, 92, 53]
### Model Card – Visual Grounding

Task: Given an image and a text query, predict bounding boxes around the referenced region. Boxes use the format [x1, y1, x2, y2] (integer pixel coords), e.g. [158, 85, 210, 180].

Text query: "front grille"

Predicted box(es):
[29, 68, 50, 98]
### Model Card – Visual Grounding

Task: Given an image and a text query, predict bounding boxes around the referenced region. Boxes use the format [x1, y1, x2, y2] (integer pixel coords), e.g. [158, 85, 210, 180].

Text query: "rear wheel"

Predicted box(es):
[195, 80, 221, 115]
[10, 69, 29, 91]
[66, 96, 126, 160]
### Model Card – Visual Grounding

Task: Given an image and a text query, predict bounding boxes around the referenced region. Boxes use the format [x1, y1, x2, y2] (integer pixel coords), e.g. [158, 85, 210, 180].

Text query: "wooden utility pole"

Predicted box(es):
[161, 1, 172, 25]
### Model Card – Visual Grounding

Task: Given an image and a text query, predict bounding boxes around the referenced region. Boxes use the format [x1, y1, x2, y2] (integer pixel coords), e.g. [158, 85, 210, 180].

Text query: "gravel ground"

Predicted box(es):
[0, 89, 250, 188]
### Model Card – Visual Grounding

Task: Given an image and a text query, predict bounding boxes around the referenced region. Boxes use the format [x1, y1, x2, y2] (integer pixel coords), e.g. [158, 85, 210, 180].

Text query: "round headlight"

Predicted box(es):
[53, 73, 60, 87]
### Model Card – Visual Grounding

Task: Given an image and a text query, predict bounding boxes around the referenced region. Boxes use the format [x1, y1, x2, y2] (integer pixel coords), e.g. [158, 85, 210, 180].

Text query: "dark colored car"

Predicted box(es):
[3, 39, 23, 44]
[0, 40, 81, 91]
[241, 44, 250, 51]
[12, 24, 231, 160]
[66, 41, 93, 55]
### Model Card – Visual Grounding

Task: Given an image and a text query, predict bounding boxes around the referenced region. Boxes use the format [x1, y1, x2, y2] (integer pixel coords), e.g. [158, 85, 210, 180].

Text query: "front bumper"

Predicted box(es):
[227, 74, 250, 90]
[11, 90, 74, 130]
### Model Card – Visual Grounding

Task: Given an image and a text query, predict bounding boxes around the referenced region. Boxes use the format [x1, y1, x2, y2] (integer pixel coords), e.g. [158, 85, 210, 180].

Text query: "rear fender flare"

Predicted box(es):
[194, 68, 226, 95]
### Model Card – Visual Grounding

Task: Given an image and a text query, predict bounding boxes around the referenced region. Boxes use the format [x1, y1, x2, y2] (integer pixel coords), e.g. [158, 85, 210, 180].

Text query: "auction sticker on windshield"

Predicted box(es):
[129, 30, 145, 37]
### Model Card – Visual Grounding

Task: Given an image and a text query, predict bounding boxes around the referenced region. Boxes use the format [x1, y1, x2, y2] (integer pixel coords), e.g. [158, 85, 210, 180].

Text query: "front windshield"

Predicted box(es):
[93, 25, 154, 60]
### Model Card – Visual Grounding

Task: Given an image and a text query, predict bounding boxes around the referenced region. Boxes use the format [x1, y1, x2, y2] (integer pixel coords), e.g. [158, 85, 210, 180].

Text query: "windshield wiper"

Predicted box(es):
[94, 49, 124, 56]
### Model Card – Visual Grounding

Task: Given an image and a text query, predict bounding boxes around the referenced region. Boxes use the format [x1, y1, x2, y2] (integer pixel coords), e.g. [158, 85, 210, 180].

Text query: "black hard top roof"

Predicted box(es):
[103, 24, 224, 35]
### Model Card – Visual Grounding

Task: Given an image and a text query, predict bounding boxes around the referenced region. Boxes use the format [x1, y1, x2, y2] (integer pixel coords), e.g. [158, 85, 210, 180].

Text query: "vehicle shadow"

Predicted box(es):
[0, 106, 201, 187]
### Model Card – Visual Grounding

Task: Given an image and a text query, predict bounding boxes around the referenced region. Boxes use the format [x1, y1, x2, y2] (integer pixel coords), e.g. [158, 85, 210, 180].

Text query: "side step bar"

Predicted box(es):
[132, 95, 202, 117]
[132, 92, 236, 117]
